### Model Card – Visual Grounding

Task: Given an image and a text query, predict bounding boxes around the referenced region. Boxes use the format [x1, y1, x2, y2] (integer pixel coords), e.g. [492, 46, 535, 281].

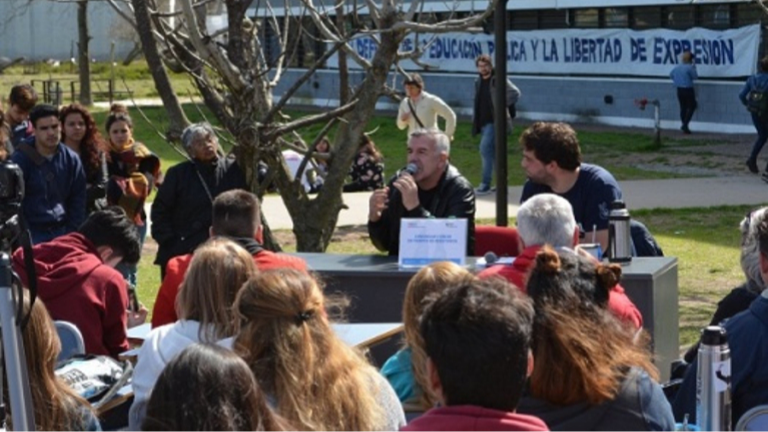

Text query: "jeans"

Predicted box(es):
[479, 123, 495, 187]
[676, 87, 697, 128]
[117, 222, 147, 288]
[750, 112, 768, 164]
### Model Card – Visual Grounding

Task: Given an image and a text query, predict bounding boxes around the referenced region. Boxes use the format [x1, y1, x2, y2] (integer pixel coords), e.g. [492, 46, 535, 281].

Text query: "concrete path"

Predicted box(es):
[261, 175, 768, 230]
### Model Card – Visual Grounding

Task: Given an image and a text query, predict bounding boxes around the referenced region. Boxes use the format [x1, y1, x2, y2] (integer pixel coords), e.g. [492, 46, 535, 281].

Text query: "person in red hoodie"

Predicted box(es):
[13, 206, 142, 357]
[402, 277, 548, 432]
[478, 193, 643, 329]
[151, 189, 307, 328]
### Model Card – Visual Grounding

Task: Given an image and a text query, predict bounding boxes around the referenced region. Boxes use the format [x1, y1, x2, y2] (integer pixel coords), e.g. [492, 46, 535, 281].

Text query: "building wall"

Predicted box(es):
[274, 69, 754, 133]
[0, 1, 134, 61]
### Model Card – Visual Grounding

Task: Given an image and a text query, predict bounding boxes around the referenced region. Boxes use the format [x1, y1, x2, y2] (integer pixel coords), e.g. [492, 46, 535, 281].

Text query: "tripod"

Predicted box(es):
[0, 252, 35, 431]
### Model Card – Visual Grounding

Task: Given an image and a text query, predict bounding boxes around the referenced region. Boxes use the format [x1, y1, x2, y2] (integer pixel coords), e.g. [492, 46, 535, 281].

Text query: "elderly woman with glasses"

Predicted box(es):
[150, 122, 247, 278]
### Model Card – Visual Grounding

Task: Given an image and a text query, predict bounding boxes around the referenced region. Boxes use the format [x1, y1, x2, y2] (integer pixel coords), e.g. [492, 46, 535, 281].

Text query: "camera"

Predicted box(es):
[0, 160, 24, 248]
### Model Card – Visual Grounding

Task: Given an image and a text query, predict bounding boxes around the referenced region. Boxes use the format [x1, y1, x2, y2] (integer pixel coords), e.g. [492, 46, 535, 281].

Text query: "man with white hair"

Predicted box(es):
[478, 193, 642, 329]
[151, 122, 247, 278]
[368, 128, 476, 255]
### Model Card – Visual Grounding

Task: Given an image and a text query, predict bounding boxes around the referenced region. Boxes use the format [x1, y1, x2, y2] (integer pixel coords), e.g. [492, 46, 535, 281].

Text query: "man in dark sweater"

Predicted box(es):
[368, 128, 475, 256]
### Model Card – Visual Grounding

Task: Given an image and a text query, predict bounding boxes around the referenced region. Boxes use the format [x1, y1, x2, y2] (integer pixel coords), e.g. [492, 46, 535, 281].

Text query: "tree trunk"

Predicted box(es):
[336, 4, 349, 105]
[77, 0, 92, 105]
[287, 16, 404, 252]
[132, 0, 190, 140]
[122, 42, 143, 66]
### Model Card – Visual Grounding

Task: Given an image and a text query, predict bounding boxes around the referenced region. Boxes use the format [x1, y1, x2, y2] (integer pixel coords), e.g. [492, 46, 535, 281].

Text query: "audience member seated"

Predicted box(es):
[682, 206, 767, 365]
[368, 128, 475, 256]
[401, 277, 549, 431]
[151, 189, 306, 328]
[672, 209, 768, 428]
[308, 137, 332, 193]
[519, 122, 662, 257]
[12, 104, 87, 244]
[142, 343, 286, 431]
[13, 207, 142, 357]
[343, 134, 384, 192]
[381, 262, 474, 408]
[6, 291, 100, 431]
[59, 104, 108, 215]
[516, 247, 675, 431]
[233, 269, 406, 430]
[130, 238, 256, 430]
[478, 193, 643, 329]
[151, 122, 246, 278]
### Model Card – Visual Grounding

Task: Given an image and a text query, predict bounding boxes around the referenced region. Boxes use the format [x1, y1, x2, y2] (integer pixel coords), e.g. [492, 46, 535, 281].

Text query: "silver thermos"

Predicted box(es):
[608, 200, 632, 263]
[697, 325, 732, 431]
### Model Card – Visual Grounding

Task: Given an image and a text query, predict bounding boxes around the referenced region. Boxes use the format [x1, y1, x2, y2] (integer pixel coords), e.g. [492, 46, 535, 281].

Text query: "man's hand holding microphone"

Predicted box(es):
[369, 163, 420, 222]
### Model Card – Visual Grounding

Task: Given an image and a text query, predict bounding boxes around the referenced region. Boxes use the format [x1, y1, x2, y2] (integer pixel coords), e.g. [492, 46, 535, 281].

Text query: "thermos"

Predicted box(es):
[608, 200, 632, 264]
[697, 325, 732, 431]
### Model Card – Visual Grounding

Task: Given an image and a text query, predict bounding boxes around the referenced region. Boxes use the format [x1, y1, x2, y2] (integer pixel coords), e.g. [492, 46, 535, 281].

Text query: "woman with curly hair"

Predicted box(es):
[516, 246, 675, 431]
[381, 261, 474, 409]
[60, 104, 108, 214]
[234, 269, 405, 431]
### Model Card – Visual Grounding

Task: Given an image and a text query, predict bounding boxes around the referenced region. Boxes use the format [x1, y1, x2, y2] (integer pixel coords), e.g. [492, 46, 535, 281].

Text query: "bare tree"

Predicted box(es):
[120, 0, 492, 251]
[77, 0, 92, 105]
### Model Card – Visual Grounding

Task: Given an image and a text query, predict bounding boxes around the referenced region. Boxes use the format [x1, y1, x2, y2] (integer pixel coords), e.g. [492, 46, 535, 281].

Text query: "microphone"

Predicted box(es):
[400, 163, 419, 177]
[484, 251, 499, 265]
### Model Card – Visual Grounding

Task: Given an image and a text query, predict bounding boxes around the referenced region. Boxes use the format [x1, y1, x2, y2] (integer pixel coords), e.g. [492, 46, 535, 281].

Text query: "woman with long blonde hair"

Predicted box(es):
[234, 269, 405, 431]
[6, 291, 99, 431]
[129, 238, 257, 430]
[517, 246, 675, 431]
[381, 261, 474, 409]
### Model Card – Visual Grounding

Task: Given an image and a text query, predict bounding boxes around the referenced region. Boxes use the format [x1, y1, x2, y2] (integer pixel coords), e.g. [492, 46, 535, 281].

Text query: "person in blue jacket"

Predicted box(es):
[739, 55, 768, 177]
[11, 104, 86, 244]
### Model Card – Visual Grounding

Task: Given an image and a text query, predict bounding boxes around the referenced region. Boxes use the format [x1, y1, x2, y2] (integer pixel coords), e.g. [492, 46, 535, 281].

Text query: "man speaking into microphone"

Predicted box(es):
[368, 128, 476, 255]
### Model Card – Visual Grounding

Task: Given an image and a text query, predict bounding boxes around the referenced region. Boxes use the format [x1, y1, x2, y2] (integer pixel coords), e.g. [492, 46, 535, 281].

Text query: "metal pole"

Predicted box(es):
[0, 253, 36, 431]
[494, 0, 509, 226]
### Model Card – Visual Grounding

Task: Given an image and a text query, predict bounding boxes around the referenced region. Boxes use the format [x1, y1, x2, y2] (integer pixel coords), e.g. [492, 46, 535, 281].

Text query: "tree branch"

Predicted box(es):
[266, 99, 358, 141]
[265, 41, 343, 123]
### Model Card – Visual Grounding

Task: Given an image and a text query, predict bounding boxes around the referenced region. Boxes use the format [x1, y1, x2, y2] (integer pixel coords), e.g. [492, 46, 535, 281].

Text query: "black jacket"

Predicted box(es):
[368, 164, 476, 256]
[151, 155, 247, 267]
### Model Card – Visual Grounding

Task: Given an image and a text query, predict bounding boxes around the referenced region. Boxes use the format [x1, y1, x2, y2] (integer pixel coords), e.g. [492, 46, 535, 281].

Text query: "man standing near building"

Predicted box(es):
[396, 73, 457, 140]
[368, 128, 476, 256]
[11, 104, 86, 244]
[5, 84, 38, 148]
[670, 51, 697, 134]
[472, 54, 521, 195]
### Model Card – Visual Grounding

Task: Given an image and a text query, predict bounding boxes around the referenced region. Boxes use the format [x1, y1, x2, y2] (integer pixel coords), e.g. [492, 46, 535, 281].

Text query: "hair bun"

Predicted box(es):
[595, 264, 622, 290]
[110, 103, 128, 115]
[534, 246, 561, 274]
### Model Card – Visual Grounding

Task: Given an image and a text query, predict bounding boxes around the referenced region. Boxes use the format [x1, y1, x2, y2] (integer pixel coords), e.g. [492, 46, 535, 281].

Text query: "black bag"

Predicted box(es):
[746, 79, 768, 115]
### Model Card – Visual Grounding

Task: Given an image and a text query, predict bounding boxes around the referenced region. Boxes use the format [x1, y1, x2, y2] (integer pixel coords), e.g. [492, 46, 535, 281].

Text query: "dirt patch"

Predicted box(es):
[272, 225, 370, 248]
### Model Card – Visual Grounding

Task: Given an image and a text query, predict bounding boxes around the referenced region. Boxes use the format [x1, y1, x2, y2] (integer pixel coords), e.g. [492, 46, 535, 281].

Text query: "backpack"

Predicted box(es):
[746, 78, 768, 115]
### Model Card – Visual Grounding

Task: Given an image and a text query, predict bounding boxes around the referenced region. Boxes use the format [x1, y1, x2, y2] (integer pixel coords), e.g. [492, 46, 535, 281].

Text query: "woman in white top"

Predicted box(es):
[129, 238, 257, 430]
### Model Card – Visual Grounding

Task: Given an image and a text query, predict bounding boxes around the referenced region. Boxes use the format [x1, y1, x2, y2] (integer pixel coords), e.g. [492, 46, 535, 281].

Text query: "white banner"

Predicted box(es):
[329, 25, 760, 77]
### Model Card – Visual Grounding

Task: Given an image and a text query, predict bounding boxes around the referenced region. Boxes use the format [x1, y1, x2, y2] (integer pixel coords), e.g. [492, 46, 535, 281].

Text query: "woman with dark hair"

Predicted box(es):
[517, 246, 675, 431]
[60, 104, 108, 213]
[105, 103, 161, 285]
[5, 291, 100, 431]
[142, 343, 285, 431]
[740, 55, 768, 177]
[343, 134, 384, 192]
[234, 269, 405, 431]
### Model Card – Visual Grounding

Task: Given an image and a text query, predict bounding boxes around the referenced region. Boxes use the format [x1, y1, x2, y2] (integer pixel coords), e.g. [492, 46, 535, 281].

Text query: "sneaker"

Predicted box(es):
[491, 186, 497, 192]
[681, 126, 692, 135]
[475, 185, 492, 195]
[747, 158, 759, 174]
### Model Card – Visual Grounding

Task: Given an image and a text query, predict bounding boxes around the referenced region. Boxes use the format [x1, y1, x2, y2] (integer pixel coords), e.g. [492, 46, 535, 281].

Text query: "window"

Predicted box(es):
[632, 6, 661, 29]
[605, 8, 628, 28]
[573, 8, 599, 28]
